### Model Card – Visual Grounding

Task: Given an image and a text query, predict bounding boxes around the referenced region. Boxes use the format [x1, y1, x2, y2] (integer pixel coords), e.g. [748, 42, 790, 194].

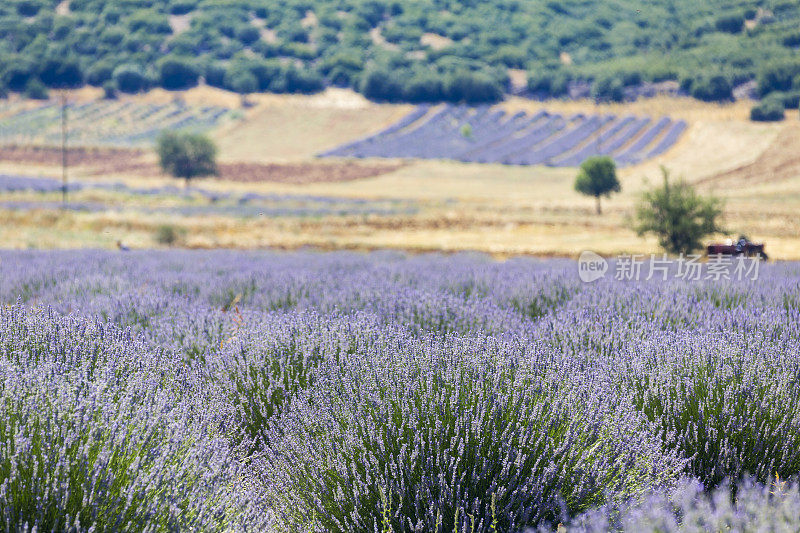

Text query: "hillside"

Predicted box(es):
[2, 0, 800, 107]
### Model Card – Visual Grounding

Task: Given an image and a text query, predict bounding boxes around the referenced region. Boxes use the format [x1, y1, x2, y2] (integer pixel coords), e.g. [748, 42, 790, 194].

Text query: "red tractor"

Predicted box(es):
[706, 235, 768, 260]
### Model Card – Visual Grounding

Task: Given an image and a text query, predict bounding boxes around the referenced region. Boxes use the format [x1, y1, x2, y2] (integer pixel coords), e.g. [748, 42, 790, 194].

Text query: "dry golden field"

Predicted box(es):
[1, 87, 798, 259]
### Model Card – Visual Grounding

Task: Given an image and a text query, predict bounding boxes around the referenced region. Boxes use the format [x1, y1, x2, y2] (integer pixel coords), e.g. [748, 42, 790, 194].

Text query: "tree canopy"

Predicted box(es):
[634, 167, 724, 255]
[156, 131, 218, 188]
[574, 156, 621, 215]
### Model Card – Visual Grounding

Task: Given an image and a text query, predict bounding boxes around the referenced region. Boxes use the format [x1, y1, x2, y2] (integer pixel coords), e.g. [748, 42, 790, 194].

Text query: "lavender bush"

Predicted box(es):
[0, 305, 267, 531]
[567, 477, 800, 532]
[263, 333, 681, 531]
[0, 250, 798, 531]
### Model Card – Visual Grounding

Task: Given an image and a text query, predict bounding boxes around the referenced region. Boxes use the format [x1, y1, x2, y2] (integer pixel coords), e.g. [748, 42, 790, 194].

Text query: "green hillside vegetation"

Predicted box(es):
[1, 0, 800, 105]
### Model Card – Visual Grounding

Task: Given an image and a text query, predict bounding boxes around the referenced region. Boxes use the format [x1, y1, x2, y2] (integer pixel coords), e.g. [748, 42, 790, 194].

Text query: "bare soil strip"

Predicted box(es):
[0, 145, 405, 184]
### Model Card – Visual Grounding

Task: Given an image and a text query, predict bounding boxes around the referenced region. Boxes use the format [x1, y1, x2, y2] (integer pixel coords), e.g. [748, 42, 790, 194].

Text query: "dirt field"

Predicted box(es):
[0, 145, 404, 184]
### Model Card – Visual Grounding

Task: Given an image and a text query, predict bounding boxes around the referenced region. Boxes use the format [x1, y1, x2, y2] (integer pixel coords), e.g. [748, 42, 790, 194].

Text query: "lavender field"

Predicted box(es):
[1, 250, 800, 531]
[0, 101, 230, 147]
[321, 105, 687, 167]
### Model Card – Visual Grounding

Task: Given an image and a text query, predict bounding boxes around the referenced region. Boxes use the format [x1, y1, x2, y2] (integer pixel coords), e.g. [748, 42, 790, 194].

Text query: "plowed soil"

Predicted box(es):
[0, 145, 405, 184]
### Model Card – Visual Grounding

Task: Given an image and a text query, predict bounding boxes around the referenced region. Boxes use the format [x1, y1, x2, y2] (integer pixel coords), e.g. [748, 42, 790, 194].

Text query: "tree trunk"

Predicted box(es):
[596, 195, 602, 215]
[185, 176, 190, 190]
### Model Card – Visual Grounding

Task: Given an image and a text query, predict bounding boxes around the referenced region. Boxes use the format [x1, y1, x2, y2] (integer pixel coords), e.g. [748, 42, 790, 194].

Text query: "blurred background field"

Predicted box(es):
[0, 87, 798, 258]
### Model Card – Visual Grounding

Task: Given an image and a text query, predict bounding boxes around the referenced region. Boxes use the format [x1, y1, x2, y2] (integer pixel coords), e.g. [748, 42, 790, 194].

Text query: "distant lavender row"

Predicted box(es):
[320, 104, 688, 167]
[0, 174, 418, 218]
[0, 101, 231, 147]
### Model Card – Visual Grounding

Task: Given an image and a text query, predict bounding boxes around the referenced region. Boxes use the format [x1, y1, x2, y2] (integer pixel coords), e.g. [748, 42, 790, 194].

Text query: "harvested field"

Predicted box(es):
[700, 124, 800, 187]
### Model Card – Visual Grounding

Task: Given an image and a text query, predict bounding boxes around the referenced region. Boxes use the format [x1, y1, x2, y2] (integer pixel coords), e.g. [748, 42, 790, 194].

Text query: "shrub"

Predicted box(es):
[0, 305, 259, 531]
[155, 224, 187, 247]
[591, 75, 624, 102]
[39, 57, 83, 88]
[224, 66, 258, 95]
[265, 336, 681, 531]
[86, 61, 116, 86]
[750, 96, 785, 121]
[690, 74, 732, 101]
[569, 478, 800, 532]
[277, 66, 324, 94]
[24, 78, 49, 100]
[627, 331, 800, 488]
[444, 70, 503, 104]
[16, 0, 43, 17]
[360, 67, 403, 101]
[169, 0, 196, 15]
[403, 72, 445, 102]
[634, 167, 724, 255]
[3, 57, 37, 92]
[112, 64, 150, 93]
[204, 62, 227, 88]
[158, 56, 200, 90]
[527, 70, 571, 98]
[102, 80, 117, 99]
[756, 60, 800, 96]
[236, 25, 261, 46]
[715, 14, 744, 34]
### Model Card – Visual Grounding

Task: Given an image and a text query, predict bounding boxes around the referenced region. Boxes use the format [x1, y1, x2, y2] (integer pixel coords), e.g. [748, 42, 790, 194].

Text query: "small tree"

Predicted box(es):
[574, 156, 621, 214]
[634, 167, 724, 255]
[156, 131, 218, 188]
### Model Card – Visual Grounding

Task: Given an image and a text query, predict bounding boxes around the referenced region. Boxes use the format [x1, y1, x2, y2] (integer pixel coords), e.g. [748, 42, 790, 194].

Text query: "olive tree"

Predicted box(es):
[574, 156, 621, 214]
[156, 131, 218, 188]
[634, 167, 724, 255]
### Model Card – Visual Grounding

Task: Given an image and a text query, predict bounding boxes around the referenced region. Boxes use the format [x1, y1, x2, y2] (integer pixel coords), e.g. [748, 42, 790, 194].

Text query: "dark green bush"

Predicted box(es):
[225, 67, 258, 95]
[404, 72, 445, 102]
[750, 96, 786, 121]
[102, 80, 117, 99]
[360, 68, 403, 101]
[24, 78, 48, 100]
[86, 61, 116, 86]
[158, 56, 200, 90]
[236, 25, 261, 46]
[112, 64, 150, 93]
[757, 60, 800, 96]
[16, 0, 43, 17]
[444, 70, 502, 104]
[169, 1, 196, 15]
[39, 57, 83, 88]
[689, 74, 733, 101]
[591, 75, 624, 102]
[715, 14, 744, 34]
[204, 63, 226, 88]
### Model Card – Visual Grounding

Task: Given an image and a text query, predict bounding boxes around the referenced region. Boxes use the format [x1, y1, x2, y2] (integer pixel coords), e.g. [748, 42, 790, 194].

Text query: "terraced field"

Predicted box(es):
[0, 100, 231, 147]
[321, 104, 688, 167]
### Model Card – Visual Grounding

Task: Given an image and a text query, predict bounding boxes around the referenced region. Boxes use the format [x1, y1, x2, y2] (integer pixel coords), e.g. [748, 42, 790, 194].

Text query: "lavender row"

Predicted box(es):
[320, 105, 688, 167]
[614, 117, 673, 165]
